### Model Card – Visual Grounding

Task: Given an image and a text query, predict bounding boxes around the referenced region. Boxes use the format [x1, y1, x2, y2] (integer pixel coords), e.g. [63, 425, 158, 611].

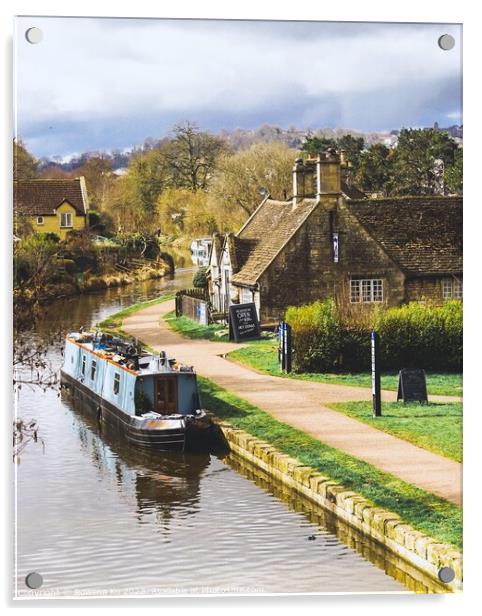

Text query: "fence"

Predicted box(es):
[175, 288, 210, 325]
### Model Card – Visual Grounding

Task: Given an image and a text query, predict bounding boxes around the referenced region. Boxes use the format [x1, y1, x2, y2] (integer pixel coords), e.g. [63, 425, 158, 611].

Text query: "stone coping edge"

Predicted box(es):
[216, 420, 462, 592]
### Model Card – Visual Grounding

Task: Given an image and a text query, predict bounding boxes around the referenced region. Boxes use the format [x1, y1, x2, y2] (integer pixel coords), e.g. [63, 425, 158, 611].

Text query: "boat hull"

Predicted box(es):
[60, 370, 216, 452]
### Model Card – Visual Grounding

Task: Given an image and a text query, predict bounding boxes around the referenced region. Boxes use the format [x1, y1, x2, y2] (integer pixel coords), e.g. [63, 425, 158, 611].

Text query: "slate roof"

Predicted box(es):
[14, 178, 89, 217]
[225, 234, 258, 274]
[347, 196, 462, 275]
[232, 198, 319, 286]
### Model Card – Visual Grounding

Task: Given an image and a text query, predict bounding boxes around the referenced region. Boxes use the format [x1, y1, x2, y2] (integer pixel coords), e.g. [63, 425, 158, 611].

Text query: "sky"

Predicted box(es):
[14, 17, 462, 159]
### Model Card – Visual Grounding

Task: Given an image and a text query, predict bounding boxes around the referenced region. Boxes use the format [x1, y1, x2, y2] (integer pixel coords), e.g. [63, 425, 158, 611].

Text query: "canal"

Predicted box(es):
[14, 271, 438, 597]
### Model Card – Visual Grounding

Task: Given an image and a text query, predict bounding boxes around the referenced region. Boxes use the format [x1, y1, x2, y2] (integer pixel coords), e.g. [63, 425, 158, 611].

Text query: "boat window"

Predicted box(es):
[113, 372, 121, 395]
[90, 360, 97, 381]
[81, 355, 86, 375]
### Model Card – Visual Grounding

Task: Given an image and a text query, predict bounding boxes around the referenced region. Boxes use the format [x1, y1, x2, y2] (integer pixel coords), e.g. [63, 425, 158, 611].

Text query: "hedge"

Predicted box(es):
[286, 299, 462, 373]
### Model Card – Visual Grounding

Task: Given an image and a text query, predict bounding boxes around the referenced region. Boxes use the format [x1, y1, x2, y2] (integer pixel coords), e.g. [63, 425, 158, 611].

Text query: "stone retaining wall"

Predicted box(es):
[217, 421, 462, 592]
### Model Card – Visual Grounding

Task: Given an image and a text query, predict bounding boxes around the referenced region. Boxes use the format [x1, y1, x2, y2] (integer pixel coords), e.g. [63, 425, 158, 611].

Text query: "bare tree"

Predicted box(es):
[164, 122, 227, 191]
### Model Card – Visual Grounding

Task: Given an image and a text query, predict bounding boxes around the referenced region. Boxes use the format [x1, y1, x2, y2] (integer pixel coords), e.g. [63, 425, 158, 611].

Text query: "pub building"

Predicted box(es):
[207, 151, 462, 326]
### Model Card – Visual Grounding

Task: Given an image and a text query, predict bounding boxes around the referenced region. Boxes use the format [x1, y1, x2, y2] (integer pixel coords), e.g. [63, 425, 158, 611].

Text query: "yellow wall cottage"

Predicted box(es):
[14, 177, 89, 240]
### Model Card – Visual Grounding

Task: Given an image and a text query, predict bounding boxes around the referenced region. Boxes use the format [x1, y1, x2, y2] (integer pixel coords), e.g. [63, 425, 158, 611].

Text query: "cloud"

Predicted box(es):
[15, 17, 462, 156]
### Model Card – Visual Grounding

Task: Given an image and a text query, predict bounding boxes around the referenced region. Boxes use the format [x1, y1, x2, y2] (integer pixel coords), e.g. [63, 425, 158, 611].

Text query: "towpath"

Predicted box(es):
[123, 300, 462, 506]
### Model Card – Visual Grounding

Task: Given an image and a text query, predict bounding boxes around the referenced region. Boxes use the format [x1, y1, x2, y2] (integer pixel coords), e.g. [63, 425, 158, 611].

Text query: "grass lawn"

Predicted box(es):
[164, 311, 229, 341]
[327, 401, 462, 463]
[199, 376, 462, 550]
[228, 339, 462, 397]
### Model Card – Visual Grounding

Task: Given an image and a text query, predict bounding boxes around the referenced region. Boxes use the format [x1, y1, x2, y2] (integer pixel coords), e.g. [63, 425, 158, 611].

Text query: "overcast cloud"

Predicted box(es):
[15, 17, 462, 158]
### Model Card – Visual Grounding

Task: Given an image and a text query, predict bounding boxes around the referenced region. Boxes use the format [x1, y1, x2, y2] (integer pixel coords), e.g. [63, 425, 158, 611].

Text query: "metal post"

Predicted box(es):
[279, 321, 292, 374]
[285, 322, 292, 373]
[280, 322, 286, 371]
[371, 331, 382, 417]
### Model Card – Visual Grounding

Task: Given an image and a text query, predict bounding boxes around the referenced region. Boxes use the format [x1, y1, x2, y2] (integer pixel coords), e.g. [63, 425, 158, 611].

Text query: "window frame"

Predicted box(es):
[81, 355, 86, 376]
[60, 211, 73, 228]
[90, 359, 97, 381]
[36, 215, 44, 225]
[350, 278, 384, 303]
[113, 372, 121, 395]
[442, 277, 463, 300]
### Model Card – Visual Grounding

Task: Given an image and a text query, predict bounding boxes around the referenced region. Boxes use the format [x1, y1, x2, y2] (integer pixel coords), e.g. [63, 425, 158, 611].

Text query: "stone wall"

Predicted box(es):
[218, 420, 462, 592]
[405, 276, 462, 304]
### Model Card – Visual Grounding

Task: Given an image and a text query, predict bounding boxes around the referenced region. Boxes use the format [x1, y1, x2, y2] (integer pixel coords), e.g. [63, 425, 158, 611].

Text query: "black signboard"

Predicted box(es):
[397, 369, 428, 403]
[229, 303, 261, 342]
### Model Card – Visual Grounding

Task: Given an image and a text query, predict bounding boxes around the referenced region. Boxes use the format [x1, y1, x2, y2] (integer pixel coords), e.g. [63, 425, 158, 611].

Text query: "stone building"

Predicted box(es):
[207, 152, 462, 324]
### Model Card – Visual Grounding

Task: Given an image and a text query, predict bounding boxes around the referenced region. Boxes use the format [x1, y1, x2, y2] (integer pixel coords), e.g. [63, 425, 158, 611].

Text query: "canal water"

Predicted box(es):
[14, 271, 433, 597]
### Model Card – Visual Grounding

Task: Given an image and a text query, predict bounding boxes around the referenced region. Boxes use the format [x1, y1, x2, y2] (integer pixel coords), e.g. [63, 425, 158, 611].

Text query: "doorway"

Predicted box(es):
[155, 376, 178, 414]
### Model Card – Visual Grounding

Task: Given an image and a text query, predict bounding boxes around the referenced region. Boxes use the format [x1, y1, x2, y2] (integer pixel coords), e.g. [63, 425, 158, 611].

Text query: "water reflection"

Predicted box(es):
[66, 393, 210, 526]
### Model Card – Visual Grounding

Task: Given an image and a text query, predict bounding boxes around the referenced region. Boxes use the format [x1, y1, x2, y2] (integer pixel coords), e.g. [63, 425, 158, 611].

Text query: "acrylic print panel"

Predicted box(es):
[13, 16, 462, 598]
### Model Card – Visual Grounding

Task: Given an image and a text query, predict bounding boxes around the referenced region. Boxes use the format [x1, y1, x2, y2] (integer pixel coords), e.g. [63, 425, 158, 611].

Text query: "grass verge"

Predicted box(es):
[198, 376, 462, 550]
[327, 401, 462, 463]
[228, 340, 462, 397]
[98, 293, 176, 338]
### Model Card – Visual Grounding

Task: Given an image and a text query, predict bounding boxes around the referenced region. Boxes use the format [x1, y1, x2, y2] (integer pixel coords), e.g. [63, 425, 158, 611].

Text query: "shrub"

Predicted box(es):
[375, 300, 462, 371]
[286, 299, 462, 373]
[41, 232, 60, 243]
[192, 267, 208, 289]
[286, 299, 341, 372]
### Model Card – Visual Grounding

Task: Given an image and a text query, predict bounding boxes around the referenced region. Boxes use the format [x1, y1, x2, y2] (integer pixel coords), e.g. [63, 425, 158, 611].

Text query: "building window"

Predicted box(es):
[60, 212, 73, 228]
[90, 360, 97, 381]
[113, 372, 121, 395]
[442, 278, 463, 300]
[36, 216, 44, 225]
[350, 278, 384, 303]
[81, 355, 86, 376]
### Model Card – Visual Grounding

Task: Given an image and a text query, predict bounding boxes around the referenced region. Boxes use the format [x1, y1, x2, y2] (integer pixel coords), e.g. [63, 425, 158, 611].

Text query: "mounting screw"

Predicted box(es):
[438, 566, 455, 584]
[25, 572, 43, 589]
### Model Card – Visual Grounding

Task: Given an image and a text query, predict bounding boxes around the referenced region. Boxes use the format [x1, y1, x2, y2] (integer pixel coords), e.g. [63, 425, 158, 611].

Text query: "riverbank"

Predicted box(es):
[217, 417, 461, 592]
[38, 262, 171, 303]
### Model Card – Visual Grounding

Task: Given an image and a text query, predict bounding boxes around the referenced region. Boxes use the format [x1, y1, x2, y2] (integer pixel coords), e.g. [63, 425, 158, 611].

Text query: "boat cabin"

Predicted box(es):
[62, 332, 201, 418]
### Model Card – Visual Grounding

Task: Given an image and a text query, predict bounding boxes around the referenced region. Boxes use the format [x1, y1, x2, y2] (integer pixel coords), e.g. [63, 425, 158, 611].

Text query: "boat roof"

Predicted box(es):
[66, 332, 196, 377]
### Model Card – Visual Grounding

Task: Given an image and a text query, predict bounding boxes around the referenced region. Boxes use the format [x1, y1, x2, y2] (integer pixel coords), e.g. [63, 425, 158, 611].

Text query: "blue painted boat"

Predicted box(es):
[60, 331, 216, 452]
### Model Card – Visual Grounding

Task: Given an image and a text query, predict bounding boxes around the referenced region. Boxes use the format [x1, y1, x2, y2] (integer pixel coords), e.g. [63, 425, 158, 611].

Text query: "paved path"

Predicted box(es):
[123, 300, 462, 506]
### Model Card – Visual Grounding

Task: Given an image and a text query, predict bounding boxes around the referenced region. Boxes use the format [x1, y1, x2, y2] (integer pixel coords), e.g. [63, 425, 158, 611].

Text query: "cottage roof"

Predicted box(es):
[226, 234, 258, 274]
[232, 198, 319, 286]
[347, 196, 462, 275]
[14, 178, 89, 217]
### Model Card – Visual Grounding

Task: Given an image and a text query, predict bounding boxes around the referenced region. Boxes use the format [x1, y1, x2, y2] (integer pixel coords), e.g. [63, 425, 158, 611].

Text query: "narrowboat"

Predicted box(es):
[60, 330, 218, 452]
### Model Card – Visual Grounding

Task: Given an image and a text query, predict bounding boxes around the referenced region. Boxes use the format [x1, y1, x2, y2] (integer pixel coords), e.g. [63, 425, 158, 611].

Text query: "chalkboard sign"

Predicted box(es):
[397, 369, 428, 403]
[229, 303, 261, 342]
